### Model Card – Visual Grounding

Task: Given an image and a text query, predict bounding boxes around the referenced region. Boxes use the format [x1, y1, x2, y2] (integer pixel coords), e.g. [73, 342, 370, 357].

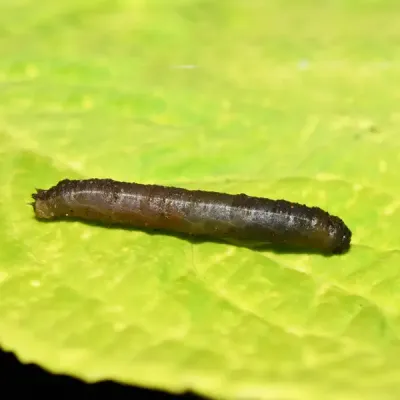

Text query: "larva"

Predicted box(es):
[31, 178, 352, 255]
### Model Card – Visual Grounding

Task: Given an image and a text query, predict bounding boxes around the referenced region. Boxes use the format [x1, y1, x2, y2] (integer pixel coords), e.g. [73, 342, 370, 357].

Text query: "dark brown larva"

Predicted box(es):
[31, 178, 352, 254]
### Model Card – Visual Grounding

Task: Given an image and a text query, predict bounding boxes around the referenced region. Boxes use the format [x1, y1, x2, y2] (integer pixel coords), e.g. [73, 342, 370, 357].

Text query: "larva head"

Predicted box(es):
[326, 215, 352, 254]
[298, 211, 352, 255]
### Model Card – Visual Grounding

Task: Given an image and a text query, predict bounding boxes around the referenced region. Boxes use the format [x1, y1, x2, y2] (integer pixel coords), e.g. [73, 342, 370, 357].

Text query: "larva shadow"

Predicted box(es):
[33, 216, 339, 257]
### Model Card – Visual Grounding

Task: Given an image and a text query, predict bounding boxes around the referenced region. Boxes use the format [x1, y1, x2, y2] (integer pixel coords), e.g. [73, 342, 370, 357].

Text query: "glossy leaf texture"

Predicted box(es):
[1, 1, 400, 399]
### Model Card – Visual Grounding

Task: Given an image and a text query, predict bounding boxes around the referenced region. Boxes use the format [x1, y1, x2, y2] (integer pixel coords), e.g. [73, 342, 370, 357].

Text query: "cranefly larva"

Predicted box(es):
[31, 178, 352, 255]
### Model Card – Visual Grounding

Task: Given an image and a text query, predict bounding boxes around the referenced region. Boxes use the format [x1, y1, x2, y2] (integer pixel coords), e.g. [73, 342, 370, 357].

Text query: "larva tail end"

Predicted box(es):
[30, 188, 55, 219]
[32, 189, 46, 200]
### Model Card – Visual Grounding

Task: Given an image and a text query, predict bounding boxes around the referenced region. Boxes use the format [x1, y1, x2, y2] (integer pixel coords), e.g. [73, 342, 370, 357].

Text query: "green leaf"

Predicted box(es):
[1, 1, 400, 399]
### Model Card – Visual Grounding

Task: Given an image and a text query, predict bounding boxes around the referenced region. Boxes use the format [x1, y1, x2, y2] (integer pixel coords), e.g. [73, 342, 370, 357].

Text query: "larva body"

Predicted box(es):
[31, 179, 352, 254]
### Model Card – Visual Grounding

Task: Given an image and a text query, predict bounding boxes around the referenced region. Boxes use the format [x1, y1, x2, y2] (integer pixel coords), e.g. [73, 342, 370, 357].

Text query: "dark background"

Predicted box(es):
[1, 347, 209, 399]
